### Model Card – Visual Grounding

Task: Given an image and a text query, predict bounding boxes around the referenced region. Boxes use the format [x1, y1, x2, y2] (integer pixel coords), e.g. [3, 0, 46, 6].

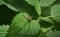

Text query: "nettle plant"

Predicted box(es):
[0, 0, 60, 37]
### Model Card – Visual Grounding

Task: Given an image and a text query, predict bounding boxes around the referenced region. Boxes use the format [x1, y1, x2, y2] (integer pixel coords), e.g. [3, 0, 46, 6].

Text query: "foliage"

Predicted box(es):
[0, 25, 9, 37]
[0, 0, 60, 37]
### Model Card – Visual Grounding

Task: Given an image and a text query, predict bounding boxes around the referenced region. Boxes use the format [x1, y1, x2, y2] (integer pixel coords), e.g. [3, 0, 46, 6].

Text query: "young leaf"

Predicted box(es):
[25, 0, 41, 15]
[42, 17, 54, 24]
[40, 0, 56, 7]
[0, 25, 9, 37]
[51, 4, 60, 22]
[7, 13, 40, 37]
[4, 2, 18, 12]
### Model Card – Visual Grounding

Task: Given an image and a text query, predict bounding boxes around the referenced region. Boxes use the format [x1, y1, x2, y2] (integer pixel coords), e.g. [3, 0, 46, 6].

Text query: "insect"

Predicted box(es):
[25, 15, 34, 21]
[25, 16, 32, 21]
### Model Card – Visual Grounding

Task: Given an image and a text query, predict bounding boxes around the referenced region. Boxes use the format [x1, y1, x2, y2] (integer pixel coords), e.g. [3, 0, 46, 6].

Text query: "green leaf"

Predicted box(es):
[42, 17, 54, 24]
[0, 0, 4, 5]
[7, 13, 40, 37]
[0, 25, 9, 37]
[40, 17, 54, 32]
[17, 20, 40, 37]
[46, 30, 55, 37]
[51, 4, 60, 22]
[4, 2, 18, 12]
[41, 26, 53, 32]
[3, 0, 37, 17]
[25, 0, 41, 15]
[46, 30, 60, 37]
[40, 0, 56, 7]
[40, 17, 53, 28]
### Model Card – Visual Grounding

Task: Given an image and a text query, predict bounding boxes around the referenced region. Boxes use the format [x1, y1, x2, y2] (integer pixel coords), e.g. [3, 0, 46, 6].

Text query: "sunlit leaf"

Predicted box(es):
[25, 0, 41, 15]
[7, 12, 40, 37]
[51, 4, 60, 22]
[0, 25, 9, 37]
[40, 0, 56, 7]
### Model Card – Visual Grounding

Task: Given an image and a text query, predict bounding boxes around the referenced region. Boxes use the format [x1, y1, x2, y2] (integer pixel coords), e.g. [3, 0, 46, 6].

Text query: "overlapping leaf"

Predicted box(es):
[40, 0, 56, 7]
[3, 0, 37, 17]
[0, 25, 9, 37]
[46, 30, 60, 37]
[25, 0, 41, 15]
[51, 4, 60, 22]
[7, 13, 40, 37]
[40, 17, 53, 32]
[42, 17, 54, 24]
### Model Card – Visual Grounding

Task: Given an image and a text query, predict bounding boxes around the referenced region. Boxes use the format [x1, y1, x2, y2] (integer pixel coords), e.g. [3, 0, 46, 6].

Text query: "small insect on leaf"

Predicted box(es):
[25, 16, 32, 22]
